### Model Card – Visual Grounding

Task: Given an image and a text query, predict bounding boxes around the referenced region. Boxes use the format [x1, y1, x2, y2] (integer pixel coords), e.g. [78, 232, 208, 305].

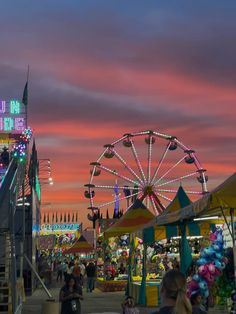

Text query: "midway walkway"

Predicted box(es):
[22, 279, 228, 314]
[22, 285, 157, 314]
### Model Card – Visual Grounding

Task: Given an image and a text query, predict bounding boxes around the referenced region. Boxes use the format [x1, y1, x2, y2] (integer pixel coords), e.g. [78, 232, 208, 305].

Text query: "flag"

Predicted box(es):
[22, 82, 28, 106]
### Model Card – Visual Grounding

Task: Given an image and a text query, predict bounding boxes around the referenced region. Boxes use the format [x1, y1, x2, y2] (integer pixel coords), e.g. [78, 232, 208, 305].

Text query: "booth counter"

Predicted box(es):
[131, 281, 161, 307]
[97, 278, 127, 292]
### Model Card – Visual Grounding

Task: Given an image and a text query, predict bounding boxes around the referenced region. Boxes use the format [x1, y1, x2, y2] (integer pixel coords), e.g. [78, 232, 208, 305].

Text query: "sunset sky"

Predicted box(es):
[0, 1, 236, 226]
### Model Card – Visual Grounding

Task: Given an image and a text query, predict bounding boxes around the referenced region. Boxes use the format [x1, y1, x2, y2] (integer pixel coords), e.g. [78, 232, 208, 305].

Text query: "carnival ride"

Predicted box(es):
[85, 130, 208, 218]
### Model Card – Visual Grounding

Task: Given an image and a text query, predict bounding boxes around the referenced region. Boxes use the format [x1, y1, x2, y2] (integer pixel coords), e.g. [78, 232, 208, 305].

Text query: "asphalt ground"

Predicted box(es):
[22, 278, 229, 314]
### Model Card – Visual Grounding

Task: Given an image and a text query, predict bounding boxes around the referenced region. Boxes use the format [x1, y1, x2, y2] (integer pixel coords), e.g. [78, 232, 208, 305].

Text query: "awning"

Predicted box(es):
[155, 172, 236, 226]
[64, 235, 94, 254]
[104, 199, 155, 239]
[143, 219, 222, 243]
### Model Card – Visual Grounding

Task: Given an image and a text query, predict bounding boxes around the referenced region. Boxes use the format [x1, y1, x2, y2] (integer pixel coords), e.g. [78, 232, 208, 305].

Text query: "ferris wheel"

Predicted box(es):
[85, 130, 208, 217]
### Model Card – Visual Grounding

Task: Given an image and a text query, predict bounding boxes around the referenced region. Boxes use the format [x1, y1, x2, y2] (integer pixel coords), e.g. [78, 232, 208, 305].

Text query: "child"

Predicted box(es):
[190, 291, 207, 314]
[121, 296, 139, 314]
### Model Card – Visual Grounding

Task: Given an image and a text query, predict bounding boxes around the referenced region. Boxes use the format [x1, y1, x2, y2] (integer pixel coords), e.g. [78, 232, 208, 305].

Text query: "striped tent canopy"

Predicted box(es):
[143, 219, 222, 243]
[154, 172, 236, 226]
[143, 186, 191, 243]
[104, 199, 155, 239]
[165, 185, 192, 213]
[143, 186, 224, 243]
[64, 235, 94, 254]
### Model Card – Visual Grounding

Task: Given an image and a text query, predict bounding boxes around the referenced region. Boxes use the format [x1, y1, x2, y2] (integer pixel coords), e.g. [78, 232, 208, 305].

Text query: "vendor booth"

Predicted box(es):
[99, 199, 155, 292]
[64, 235, 95, 259]
[138, 186, 224, 307]
[149, 174, 236, 310]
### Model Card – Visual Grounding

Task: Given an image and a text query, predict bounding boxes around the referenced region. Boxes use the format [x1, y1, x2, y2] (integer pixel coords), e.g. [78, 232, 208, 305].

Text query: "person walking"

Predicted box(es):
[85, 261, 96, 292]
[72, 262, 83, 287]
[57, 261, 64, 282]
[79, 261, 86, 287]
[59, 275, 83, 314]
[62, 260, 68, 281]
[65, 260, 74, 280]
[151, 269, 192, 314]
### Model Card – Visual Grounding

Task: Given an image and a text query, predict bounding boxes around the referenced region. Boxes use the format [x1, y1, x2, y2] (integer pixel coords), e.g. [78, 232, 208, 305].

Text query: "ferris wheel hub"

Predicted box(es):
[143, 185, 154, 195]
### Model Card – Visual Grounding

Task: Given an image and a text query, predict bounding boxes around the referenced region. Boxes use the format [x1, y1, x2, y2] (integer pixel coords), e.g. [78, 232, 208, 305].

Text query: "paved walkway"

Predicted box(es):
[22, 280, 229, 314]
[22, 285, 158, 314]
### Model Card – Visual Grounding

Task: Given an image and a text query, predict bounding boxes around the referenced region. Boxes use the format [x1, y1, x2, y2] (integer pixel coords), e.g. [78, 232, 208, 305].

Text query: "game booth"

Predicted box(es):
[97, 199, 155, 292]
[101, 187, 232, 310]
[138, 174, 236, 311]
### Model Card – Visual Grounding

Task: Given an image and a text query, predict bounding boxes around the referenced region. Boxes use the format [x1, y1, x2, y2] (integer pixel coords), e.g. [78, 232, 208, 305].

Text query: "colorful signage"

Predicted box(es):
[41, 223, 80, 232]
[0, 100, 26, 133]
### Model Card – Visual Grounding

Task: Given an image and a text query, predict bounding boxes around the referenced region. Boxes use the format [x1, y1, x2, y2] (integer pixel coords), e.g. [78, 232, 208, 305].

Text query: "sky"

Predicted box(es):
[0, 1, 236, 226]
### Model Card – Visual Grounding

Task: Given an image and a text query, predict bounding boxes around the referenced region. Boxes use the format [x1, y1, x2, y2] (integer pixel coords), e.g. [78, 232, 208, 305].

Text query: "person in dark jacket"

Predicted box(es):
[152, 270, 192, 314]
[85, 261, 96, 292]
[59, 275, 83, 314]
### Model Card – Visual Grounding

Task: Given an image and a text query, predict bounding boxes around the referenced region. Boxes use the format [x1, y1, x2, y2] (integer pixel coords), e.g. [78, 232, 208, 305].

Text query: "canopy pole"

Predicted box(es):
[230, 208, 236, 289]
[138, 243, 147, 305]
[126, 235, 134, 296]
[221, 207, 233, 239]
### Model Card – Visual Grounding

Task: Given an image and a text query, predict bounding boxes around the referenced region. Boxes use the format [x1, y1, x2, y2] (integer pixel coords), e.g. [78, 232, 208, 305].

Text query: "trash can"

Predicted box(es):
[41, 299, 59, 314]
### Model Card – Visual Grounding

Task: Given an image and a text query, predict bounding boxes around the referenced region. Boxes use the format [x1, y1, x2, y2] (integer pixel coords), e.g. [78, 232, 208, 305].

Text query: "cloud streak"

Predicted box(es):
[0, 1, 235, 225]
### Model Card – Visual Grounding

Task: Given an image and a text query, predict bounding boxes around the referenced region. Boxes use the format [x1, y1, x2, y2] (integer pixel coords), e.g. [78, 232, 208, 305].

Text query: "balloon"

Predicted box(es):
[214, 267, 222, 276]
[217, 234, 223, 242]
[199, 280, 208, 291]
[209, 232, 217, 241]
[204, 247, 216, 257]
[212, 243, 221, 252]
[215, 252, 223, 260]
[203, 272, 215, 286]
[198, 265, 208, 277]
[192, 274, 201, 282]
[200, 250, 208, 259]
[188, 226, 225, 301]
[202, 290, 209, 298]
[197, 258, 208, 266]
[188, 281, 199, 291]
[208, 263, 216, 275]
[213, 260, 225, 270]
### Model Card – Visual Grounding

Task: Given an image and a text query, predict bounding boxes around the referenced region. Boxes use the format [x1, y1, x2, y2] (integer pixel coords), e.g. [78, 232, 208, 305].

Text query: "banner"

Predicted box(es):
[38, 234, 56, 250]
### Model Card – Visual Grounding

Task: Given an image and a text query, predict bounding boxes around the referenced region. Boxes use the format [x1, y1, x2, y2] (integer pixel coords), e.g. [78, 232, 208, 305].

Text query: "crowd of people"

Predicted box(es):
[58, 268, 207, 314]
[38, 255, 207, 314]
[58, 260, 97, 314]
